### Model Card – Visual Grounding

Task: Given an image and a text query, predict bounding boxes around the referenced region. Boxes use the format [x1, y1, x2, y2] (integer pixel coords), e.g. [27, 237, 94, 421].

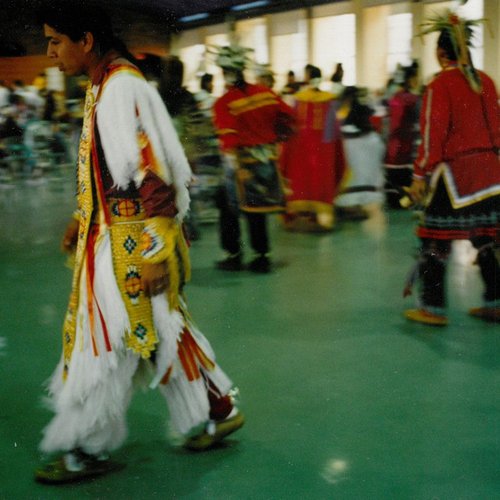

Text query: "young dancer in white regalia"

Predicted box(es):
[35, 3, 243, 484]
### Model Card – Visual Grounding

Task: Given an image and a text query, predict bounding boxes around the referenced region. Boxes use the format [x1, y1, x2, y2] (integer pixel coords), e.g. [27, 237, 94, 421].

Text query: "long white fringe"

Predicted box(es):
[149, 295, 184, 389]
[96, 74, 192, 220]
[158, 363, 233, 436]
[150, 294, 233, 435]
[41, 231, 233, 453]
[41, 232, 138, 454]
[40, 351, 139, 455]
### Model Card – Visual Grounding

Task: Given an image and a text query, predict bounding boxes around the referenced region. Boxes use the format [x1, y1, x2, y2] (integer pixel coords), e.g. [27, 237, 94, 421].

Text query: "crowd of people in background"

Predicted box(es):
[149, 54, 422, 257]
[0, 49, 425, 275]
[178, 56, 419, 232]
[0, 76, 75, 179]
[2, 3, 496, 485]
[1, 47, 424, 260]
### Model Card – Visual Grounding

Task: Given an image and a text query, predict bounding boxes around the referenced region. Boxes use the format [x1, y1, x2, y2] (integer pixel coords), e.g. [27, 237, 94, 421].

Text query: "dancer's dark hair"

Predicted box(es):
[37, 2, 135, 61]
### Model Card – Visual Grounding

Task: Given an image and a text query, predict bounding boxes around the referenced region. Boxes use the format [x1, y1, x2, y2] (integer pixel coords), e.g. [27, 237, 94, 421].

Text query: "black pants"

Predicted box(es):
[419, 236, 500, 309]
[215, 186, 269, 256]
[385, 167, 413, 208]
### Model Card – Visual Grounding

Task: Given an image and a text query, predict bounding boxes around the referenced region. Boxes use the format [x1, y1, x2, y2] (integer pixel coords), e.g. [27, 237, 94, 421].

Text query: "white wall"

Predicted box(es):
[171, 0, 495, 93]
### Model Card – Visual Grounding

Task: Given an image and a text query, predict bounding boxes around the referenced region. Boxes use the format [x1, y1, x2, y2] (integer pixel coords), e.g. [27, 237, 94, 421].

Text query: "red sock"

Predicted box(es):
[203, 373, 233, 420]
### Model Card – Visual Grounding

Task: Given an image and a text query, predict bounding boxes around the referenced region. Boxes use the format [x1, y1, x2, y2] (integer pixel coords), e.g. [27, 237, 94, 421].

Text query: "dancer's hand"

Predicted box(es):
[61, 218, 79, 253]
[142, 262, 169, 297]
[408, 177, 427, 204]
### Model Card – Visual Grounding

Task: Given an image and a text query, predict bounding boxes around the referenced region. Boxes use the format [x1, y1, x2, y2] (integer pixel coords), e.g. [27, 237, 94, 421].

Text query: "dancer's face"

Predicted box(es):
[44, 24, 94, 77]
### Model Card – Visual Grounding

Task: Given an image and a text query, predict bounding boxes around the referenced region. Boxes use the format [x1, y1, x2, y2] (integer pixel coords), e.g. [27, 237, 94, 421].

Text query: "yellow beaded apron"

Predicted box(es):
[61, 67, 158, 377]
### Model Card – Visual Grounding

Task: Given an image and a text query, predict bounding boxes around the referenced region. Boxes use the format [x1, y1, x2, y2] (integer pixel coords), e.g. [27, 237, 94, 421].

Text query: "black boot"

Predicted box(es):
[248, 254, 271, 274]
[216, 253, 244, 271]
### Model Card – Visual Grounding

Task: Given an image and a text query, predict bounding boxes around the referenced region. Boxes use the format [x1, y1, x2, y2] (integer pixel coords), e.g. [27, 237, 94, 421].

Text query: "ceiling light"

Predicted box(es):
[231, 1, 270, 12]
[178, 12, 210, 23]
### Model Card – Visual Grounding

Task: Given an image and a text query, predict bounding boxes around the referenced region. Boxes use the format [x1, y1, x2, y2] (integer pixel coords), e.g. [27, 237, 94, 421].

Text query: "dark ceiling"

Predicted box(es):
[0, 0, 335, 56]
[117, 0, 275, 18]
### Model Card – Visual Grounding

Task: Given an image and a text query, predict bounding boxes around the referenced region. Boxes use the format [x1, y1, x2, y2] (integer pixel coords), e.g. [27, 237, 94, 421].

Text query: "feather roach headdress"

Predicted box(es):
[210, 43, 254, 71]
[418, 9, 489, 93]
[207, 18, 255, 71]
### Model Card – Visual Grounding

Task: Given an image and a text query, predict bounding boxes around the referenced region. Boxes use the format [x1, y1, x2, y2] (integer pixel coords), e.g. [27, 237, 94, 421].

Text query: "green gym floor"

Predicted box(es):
[1, 170, 499, 499]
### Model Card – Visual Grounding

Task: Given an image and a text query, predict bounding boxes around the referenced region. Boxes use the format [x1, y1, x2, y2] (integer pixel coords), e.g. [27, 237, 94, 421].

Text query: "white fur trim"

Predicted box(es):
[158, 376, 210, 435]
[96, 74, 192, 220]
[41, 230, 234, 452]
[40, 351, 138, 455]
[158, 360, 233, 435]
[149, 294, 184, 388]
[149, 296, 233, 434]
[41, 233, 136, 454]
[155, 299, 233, 435]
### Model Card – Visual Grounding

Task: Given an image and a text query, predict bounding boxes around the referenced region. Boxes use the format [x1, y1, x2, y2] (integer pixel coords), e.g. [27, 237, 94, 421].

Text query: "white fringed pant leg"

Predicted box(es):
[40, 232, 234, 455]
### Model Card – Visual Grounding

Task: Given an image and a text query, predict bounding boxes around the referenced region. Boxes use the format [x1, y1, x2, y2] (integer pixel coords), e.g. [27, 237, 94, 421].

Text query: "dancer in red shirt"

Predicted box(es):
[384, 64, 421, 207]
[279, 65, 347, 231]
[213, 44, 294, 273]
[404, 10, 500, 325]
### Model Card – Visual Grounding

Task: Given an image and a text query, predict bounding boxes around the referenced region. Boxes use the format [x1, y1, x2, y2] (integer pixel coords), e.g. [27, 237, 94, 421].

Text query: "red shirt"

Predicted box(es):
[385, 90, 420, 166]
[414, 67, 499, 179]
[214, 83, 294, 150]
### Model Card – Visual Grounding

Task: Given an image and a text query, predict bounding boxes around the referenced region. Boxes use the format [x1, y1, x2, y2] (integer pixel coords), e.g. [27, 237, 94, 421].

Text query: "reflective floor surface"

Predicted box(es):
[0, 170, 499, 499]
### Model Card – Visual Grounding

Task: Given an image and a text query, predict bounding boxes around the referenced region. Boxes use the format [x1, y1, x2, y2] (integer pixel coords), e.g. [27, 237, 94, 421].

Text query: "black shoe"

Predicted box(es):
[216, 254, 244, 271]
[248, 255, 271, 274]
